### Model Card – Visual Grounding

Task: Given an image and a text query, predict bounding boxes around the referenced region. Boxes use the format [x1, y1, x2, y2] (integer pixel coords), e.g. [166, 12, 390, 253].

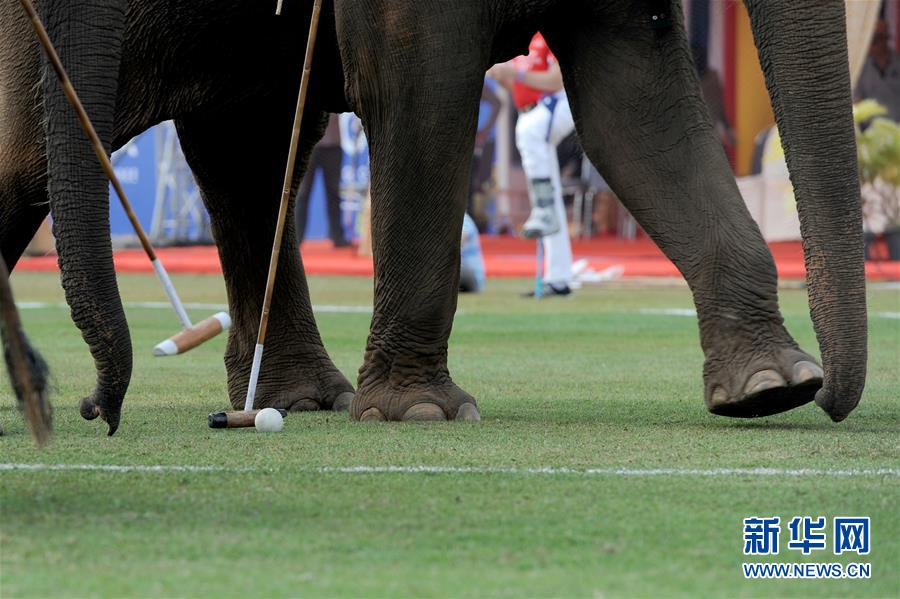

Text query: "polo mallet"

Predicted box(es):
[0, 256, 52, 446]
[534, 241, 544, 299]
[220, 0, 323, 426]
[19, 0, 230, 358]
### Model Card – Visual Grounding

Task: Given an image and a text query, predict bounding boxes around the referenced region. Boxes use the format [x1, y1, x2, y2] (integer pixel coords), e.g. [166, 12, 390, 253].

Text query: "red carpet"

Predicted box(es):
[18, 235, 900, 280]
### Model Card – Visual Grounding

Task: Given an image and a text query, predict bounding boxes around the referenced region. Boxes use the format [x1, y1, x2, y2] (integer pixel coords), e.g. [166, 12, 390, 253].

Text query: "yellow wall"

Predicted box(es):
[735, 4, 775, 176]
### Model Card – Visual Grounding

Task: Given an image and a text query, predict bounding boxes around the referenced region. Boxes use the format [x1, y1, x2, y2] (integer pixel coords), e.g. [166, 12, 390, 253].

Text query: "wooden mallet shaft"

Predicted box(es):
[244, 0, 323, 412]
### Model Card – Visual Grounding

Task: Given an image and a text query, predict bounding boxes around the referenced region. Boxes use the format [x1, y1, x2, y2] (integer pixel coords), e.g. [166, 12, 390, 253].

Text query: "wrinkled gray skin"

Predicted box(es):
[0, 0, 866, 434]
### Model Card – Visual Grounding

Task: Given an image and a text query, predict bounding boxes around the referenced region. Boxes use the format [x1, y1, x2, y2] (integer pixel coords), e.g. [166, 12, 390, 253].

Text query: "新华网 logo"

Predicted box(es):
[741, 516, 871, 579]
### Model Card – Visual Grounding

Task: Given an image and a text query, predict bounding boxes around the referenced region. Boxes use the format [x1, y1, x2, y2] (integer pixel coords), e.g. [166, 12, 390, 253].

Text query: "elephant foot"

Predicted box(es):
[350, 378, 480, 422]
[79, 391, 122, 436]
[227, 362, 354, 413]
[704, 345, 823, 418]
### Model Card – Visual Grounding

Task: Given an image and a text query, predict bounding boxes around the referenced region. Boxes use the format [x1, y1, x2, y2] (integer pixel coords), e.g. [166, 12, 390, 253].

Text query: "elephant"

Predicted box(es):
[0, 0, 866, 435]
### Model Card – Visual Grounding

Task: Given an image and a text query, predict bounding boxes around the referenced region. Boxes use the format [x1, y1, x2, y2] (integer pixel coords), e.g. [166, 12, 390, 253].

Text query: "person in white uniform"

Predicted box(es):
[489, 32, 575, 296]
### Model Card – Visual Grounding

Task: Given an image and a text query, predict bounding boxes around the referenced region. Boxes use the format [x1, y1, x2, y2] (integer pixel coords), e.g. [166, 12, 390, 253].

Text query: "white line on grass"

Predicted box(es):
[318, 466, 900, 477]
[17, 301, 371, 314]
[638, 308, 697, 317]
[311, 305, 372, 314]
[1, 463, 897, 477]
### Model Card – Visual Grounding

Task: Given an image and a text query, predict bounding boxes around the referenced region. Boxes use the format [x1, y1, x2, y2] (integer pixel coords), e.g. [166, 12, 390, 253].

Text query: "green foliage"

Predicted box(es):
[854, 100, 900, 226]
[2, 274, 899, 597]
[852, 99, 888, 125]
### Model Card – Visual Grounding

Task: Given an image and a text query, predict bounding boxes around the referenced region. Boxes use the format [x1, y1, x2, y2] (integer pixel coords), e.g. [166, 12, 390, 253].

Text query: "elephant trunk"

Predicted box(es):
[745, 0, 867, 421]
[41, 0, 131, 434]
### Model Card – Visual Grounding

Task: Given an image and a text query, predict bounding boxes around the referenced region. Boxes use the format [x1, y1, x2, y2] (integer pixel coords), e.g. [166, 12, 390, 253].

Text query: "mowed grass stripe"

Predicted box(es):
[3, 273, 898, 597]
[2, 470, 896, 597]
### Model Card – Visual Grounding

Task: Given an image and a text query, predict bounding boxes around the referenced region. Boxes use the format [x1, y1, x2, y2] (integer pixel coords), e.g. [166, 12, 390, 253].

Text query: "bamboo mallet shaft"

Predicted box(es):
[244, 0, 323, 412]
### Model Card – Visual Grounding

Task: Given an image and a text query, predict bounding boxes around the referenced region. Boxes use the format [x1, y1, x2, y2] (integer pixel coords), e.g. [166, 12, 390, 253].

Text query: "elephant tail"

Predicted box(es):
[0, 255, 51, 445]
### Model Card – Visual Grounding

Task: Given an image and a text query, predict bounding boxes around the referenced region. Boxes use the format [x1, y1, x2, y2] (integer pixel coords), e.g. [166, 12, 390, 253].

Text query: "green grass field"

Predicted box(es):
[2, 272, 898, 597]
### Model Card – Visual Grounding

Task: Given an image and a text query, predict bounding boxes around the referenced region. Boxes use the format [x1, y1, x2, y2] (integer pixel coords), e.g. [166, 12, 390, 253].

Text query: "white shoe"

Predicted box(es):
[522, 206, 560, 238]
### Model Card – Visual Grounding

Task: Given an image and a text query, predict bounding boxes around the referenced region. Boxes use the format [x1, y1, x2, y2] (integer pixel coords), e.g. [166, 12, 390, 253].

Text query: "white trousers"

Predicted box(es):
[515, 91, 575, 286]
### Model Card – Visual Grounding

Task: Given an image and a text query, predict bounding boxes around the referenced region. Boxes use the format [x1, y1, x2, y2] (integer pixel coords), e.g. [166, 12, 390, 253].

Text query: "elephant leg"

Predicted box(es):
[0, 147, 49, 270]
[546, 5, 822, 417]
[0, 6, 49, 268]
[175, 100, 354, 412]
[336, 3, 483, 422]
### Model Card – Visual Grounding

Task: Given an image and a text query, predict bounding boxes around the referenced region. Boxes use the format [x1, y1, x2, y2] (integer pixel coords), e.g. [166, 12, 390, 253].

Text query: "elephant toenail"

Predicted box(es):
[291, 398, 320, 411]
[455, 403, 481, 422]
[359, 407, 386, 421]
[402, 403, 447, 421]
[332, 392, 354, 412]
[710, 387, 729, 407]
[744, 370, 787, 396]
[792, 361, 824, 386]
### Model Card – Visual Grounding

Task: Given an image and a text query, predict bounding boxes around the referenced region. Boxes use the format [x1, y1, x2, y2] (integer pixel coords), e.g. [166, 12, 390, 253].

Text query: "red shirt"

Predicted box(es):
[511, 33, 557, 109]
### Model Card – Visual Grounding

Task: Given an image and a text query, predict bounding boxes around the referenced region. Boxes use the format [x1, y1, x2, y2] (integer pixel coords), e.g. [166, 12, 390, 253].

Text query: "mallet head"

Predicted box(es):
[154, 311, 231, 357]
[208, 408, 288, 429]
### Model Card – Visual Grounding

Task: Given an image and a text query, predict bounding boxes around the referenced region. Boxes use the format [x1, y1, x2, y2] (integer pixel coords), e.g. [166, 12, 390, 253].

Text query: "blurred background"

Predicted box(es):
[23, 0, 900, 264]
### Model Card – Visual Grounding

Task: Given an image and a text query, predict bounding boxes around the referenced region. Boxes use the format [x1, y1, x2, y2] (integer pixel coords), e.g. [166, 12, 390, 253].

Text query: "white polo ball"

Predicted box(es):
[254, 408, 284, 433]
